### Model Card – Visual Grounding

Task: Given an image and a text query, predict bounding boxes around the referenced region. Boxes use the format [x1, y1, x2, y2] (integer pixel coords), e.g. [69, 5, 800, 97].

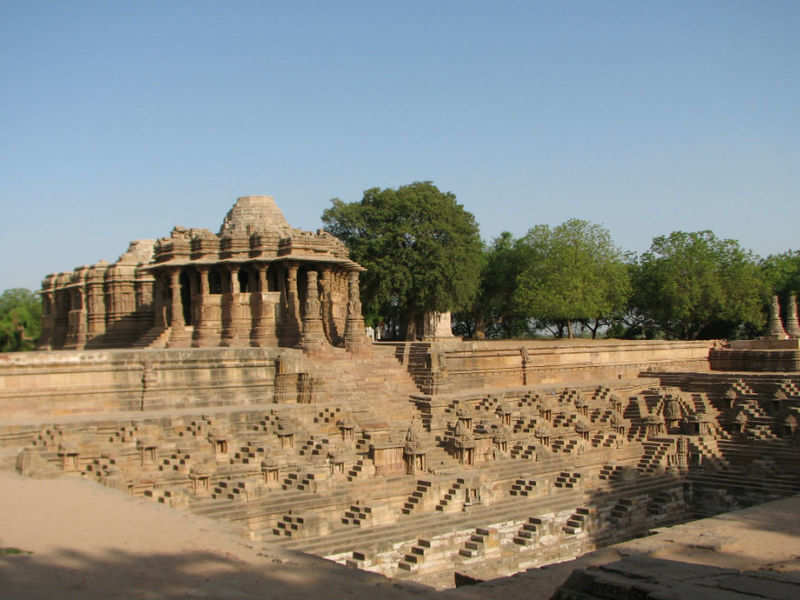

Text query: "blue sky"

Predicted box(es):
[1, 1, 798, 290]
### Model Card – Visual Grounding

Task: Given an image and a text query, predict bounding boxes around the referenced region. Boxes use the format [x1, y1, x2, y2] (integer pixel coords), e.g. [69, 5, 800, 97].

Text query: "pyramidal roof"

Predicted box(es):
[218, 195, 291, 237]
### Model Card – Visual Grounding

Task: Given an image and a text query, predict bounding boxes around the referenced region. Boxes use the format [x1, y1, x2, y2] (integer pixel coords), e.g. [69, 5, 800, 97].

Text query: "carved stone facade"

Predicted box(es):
[38, 196, 369, 353]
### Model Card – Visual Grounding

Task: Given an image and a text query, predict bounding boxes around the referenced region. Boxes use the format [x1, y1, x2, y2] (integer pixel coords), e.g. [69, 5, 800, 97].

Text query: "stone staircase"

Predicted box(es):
[458, 527, 492, 558]
[402, 479, 433, 515]
[512, 517, 542, 546]
[637, 440, 673, 473]
[563, 507, 593, 534]
[341, 504, 373, 527]
[509, 478, 537, 497]
[132, 326, 171, 348]
[554, 471, 581, 489]
[435, 478, 465, 512]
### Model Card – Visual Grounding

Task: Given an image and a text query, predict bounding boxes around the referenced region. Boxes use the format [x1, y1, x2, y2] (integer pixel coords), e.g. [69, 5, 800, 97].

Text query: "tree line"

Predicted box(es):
[325, 182, 797, 341]
[2, 181, 798, 350]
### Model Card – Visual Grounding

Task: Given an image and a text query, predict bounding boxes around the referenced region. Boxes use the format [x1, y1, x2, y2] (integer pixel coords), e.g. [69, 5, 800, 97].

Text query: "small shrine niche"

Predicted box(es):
[464, 487, 481, 506]
[278, 432, 294, 449]
[575, 420, 590, 441]
[609, 394, 624, 414]
[535, 425, 551, 447]
[275, 417, 296, 449]
[337, 416, 355, 443]
[609, 410, 626, 437]
[403, 424, 426, 475]
[734, 411, 748, 434]
[575, 396, 588, 417]
[681, 414, 711, 436]
[496, 403, 512, 426]
[539, 397, 554, 422]
[772, 390, 788, 415]
[58, 446, 80, 472]
[782, 414, 798, 439]
[190, 468, 211, 497]
[643, 413, 665, 438]
[137, 439, 158, 467]
[262, 461, 280, 486]
[663, 393, 682, 430]
[455, 409, 473, 432]
[493, 427, 511, 455]
[724, 388, 738, 409]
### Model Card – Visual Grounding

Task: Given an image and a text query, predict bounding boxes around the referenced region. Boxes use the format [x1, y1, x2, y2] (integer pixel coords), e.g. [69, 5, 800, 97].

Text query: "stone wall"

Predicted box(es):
[0, 348, 283, 420]
[387, 339, 714, 395]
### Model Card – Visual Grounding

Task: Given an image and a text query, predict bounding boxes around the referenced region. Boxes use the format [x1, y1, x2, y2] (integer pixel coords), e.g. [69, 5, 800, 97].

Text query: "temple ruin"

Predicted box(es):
[38, 196, 369, 354]
[2, 197, 800, 593]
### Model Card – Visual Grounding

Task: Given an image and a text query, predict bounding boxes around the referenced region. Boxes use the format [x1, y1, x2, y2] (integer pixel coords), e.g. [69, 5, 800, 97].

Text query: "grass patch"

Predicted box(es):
[0, 547, 32, 555]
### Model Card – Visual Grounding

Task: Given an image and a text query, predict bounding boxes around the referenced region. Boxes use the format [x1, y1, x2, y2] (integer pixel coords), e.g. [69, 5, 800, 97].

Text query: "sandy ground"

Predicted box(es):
[0, 469, 432, 600]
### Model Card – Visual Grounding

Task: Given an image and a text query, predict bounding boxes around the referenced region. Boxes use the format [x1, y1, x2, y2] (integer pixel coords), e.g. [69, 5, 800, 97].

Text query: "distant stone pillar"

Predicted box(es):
[167, 267, 192, 347]
[192, 266, 214, 347]
[766, 295, 789, 340]
[344, 270, 370, 355]
[86, 265, 108, 343]
[319, 267, 335, 344]
[301, 269, 326, 353]
[785, 293, 800, 338]
[69, 286, 88, 349]
[134, 266, 155, 335]
[259, 263, 268, 292]
[221, 264, 242, 346]
[152, 274, 167, 329]
[251, 263, 277, 347]
[280, 263, 302, 347]
[38, 289, 55, 350]
[169, 268, 183, 327]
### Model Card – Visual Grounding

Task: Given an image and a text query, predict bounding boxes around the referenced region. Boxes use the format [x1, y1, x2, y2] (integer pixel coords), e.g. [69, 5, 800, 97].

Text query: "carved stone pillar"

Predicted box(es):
[86, 266, 108, 343]
[192, 266, 217, 347]
[169, 269, 182, 326]
[301, 269, 326, 353]
[38, 290, 55, 350]
[280, 263, 302, 347]
[221, 264, 242, 346]
[251, 263, 277, 347]
[167, 268, 192, 347]
[344, 270, 370, 355]
[152, 274, 167, 329]
[766, 295, 789, 340]
[786, 293, 800, 338]
[319, 267, 336, 344]
[66, 286, 88, 350]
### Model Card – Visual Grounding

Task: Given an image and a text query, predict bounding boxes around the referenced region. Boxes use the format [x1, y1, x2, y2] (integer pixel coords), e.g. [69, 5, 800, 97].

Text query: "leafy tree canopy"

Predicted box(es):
[0, 288, 41, 352]
[322, 182, 483, 338]
[761, 250, 800, 298]
[512, 219, 631, 338]
[632, 231, 767, 339]
[454, 232, 535, 339]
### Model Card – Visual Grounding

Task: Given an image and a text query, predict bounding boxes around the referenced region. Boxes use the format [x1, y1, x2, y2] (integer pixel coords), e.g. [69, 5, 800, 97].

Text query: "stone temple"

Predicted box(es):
[38, 195, 369, 354]
[3, 196, 800, 597]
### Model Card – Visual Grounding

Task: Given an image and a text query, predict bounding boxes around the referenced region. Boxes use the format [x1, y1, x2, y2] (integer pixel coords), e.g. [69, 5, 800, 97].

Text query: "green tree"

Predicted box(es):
[454, 232, 537, 339]
[0, 288, 42, 351]
[322, 182, 483, 339]
[632, 231, 767, 339]
[761, 250, 800, 298]
[513, 219, 631, 338]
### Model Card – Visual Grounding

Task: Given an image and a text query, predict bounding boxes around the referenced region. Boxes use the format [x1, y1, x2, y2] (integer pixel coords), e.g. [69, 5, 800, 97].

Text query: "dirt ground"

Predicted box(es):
[4, 466, 800, 600]
[0, 469, 432, 600]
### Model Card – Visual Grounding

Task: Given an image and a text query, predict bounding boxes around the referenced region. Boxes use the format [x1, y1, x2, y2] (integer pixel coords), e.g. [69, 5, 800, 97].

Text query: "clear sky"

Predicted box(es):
[1, 1, 798, 291]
